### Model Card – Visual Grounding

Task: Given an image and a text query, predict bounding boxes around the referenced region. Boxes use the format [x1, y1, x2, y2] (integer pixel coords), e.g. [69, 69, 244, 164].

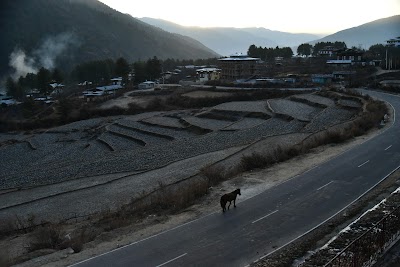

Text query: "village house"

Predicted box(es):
[387, 37, 400, 47]
[332, 71, 356, 81]
[196, 68, 221, 83]
[49, 83, 65, 96]
[218, 53, 261, 81]
[82, 77, 123, 102]
[318, 46, 336, 57]
[311, 74, 333, 84]
[110, 77, 123, 86]
[327, 48, 364, 66]
[138, 81, 157, 90]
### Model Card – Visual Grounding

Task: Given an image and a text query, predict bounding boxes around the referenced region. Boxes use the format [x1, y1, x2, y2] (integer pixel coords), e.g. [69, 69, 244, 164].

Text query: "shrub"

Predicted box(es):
[241, 152, 273, 171]
[29, 224, 65, 251]
[0, 249, 10, 267]
[201, 165, 227, 186]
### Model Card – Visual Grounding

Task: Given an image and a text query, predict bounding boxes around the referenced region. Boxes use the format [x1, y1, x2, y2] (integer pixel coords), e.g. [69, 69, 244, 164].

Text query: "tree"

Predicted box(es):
[115, 57, 130, 77]
[70, 59, 115, 84]
[146, 56, 161, 81]
[297, 43, 312, 56]
[247, 44, 258, 57]
[6, 77, 22, 99]
[368, 44, 386, 59]
[52, 68, 63, 83]
[280, 47, 294, 58]
[24, 73, 38, 89]
[115, 57, 130, 85]
[133, 61, 147, 83]
[36, 67, 52, 95]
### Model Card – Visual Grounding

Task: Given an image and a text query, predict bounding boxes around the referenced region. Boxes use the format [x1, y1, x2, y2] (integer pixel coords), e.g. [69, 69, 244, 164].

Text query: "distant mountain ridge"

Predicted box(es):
[0, 0, 219, 77]
[139, 17, 322, 56]
[310, 15, 400, 49]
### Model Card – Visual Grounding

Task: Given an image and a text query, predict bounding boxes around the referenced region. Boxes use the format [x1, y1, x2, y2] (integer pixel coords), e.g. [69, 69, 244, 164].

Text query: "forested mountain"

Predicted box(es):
[310, 15, 400, 49]
[139, 17, 322, 56]
[0, 0, 219, 77]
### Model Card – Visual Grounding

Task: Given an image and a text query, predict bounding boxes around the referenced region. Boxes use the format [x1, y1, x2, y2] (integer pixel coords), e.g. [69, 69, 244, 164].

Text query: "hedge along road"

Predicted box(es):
[70, 89, 400, 267]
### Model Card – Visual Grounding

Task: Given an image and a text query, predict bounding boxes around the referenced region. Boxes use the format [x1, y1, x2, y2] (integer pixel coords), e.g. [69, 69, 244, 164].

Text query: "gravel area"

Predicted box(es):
[98, 132, 143, 151]
[223, 117, 266, 131]
[213, 101, 271, 114]
[49, 117, 108, 132]
[0, 133, 29, 143]
[140, 115, 187, 129]
[268, 99, 323, 121]
[116, 119, 196, 140]
[0, 93, 359, 190]
[338, 99, 362, 108]
[0, 142, 36, 174]
[302, 106, 357, 133]
[182, 90, 234, 98]
[0, 117, 305, 189]
[182, 116, 234, 131]
[107, 124, 169, 147]
[123, 111, 166, 121]
[291, 94, 335, 107]
[223, 117, 269, 130]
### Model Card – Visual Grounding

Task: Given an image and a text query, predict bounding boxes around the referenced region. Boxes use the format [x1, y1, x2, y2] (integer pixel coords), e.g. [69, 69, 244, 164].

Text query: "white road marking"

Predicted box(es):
[316, 181, 334, 191]
[156, 253, 187, 267]
[385, 145, 392, 151]
[358, 160, 370, 168]
[252, 210, 279, 224]
[255, 164, 400, 264]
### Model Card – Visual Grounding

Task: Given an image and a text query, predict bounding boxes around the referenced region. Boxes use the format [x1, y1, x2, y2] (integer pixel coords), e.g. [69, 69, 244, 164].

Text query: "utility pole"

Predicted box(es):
[386, 47, 388, 70]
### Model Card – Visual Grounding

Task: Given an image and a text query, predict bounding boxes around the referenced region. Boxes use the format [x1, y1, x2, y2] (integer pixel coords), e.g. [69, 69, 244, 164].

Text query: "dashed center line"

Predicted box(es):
[156, 253, 187, 267]
[385, 145, 392, 151]
[252, 210, 279, 224]
[358, 160, 370, 168]
[316, 181, 334, 191]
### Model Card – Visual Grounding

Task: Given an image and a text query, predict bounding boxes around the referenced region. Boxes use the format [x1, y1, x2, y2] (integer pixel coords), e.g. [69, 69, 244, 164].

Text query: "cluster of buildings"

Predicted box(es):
[3, 39, 399, 106]
[82, 77, 123, 101]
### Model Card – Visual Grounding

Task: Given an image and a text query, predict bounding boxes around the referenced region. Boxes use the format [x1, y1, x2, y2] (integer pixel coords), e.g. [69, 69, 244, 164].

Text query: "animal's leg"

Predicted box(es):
[228, 201, 231, 210]
[234, 199, 236, 208]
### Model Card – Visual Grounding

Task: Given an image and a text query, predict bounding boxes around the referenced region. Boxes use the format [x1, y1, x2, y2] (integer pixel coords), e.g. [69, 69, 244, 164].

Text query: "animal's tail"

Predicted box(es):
[220, 197, 224, 209]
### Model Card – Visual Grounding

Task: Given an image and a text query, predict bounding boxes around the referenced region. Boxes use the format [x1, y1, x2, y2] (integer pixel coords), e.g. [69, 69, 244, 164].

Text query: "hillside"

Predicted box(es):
[139, 17, 321, 56]
[0, 0, 219, 77]
[311, 15, 400, 49]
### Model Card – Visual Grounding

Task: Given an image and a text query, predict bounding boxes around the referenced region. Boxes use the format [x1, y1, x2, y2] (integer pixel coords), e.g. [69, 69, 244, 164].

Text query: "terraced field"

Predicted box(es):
[268, 99, 323, 121]
[0, 92, 362, 190]
[290, 94, 335, 107]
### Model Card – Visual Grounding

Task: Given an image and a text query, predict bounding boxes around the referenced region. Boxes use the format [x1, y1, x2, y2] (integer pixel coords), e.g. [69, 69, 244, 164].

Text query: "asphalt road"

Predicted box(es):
[72, 89, 400, 267]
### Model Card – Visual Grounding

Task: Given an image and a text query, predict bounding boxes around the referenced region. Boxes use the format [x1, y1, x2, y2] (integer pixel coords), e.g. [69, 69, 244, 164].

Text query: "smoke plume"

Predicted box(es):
[9, 49, 38, 80]
[9, 32, 79, 80]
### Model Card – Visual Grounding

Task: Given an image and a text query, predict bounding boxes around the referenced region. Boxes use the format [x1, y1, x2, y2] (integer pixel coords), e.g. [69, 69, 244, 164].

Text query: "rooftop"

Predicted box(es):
[219, 53, 260, 61]
[196, 68, 221, 72]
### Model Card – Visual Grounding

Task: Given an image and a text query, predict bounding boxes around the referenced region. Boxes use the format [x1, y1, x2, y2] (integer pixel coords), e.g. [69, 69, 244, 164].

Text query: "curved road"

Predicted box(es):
[72, 89, 400, 267]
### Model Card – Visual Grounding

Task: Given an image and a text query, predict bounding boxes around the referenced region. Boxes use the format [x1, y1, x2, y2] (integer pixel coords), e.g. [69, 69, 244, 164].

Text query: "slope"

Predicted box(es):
[139, 17, 322, 56]
[0, 0, 219, 76]
[310, 15, 400, 49]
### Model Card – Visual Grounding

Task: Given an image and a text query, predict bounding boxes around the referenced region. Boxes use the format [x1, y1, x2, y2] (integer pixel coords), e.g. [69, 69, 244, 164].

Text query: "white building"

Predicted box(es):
[387, 37, 400, 47]
[138, 81, 157, 90]
[196, 68, 221, 83]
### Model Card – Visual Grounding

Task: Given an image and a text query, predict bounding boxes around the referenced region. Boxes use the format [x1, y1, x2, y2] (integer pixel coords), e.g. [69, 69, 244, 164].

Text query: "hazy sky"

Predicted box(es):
[99, 0, 399, 35]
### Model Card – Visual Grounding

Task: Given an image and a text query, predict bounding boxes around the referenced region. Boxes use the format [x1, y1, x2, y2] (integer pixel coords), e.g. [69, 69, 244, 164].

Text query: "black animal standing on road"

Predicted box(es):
[220, 189, 241, 212]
